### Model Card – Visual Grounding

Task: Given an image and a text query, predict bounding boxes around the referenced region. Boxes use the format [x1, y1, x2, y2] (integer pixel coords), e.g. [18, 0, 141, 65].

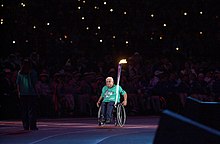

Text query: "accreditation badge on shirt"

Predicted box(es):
[104, 89, 113, 98]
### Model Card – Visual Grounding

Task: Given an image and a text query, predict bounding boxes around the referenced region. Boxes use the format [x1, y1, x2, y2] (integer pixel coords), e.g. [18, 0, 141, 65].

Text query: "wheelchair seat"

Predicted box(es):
[98, 103, 126, 127]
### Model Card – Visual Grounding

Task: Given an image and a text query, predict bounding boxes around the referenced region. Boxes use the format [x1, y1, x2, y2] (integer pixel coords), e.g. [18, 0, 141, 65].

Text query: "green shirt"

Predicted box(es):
[16, 71, 37, 96]
[101, 84, 126, 103]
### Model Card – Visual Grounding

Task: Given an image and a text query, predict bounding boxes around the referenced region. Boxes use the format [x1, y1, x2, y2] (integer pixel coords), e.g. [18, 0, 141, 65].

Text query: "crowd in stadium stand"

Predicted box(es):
[0, 50, 219, 119]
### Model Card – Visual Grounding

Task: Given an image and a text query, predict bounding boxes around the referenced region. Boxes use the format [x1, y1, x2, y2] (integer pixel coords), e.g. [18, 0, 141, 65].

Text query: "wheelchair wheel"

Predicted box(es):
[97, 106, 103, 126]
[116, 103, 126, 127]
[97, 103, 126, 127]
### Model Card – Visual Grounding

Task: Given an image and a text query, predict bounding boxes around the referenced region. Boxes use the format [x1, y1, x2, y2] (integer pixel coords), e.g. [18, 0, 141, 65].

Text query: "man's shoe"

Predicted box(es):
[106, 119, 111, 124]
[100, 117, 105, 122]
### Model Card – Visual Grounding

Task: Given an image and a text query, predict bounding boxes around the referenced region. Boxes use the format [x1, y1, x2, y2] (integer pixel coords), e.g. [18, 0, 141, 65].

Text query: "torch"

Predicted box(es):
[115, 59, 127, 106]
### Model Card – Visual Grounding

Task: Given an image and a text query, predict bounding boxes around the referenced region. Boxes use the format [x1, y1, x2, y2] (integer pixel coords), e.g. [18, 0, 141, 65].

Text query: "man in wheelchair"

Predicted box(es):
[96, 77, 127, 124]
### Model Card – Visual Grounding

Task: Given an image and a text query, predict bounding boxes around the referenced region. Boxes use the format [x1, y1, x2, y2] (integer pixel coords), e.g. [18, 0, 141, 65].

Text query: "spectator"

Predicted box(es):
[35, 71, 53, 118]
[16, 58, 39, 130]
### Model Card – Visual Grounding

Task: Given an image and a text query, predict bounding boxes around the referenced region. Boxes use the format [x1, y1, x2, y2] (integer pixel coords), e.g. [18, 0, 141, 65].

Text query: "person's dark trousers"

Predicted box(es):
[101, 101, 114, 121]
[20, 96, 38, 130]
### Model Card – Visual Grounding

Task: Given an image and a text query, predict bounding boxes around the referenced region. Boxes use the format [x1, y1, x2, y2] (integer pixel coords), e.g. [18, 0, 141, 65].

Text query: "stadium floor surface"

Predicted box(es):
[0, 116, 160, 144]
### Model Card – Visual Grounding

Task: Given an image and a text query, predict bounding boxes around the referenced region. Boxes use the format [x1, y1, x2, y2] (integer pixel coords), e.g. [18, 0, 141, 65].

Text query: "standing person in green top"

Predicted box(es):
[16, 58, 38, 130]
[96, 77, 127, 123]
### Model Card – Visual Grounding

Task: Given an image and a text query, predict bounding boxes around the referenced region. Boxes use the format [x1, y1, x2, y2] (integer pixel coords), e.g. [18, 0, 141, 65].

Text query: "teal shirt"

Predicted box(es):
[101, 84, 126, 103]
[16, 71, 37, 96]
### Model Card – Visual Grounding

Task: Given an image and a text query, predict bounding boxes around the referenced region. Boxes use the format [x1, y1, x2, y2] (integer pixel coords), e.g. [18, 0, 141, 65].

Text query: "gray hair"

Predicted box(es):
[106, 77, 114, 82]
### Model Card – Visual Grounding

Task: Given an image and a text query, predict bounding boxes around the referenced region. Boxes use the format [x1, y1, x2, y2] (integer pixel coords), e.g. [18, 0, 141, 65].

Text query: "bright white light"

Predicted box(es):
[150, 37, 153, 40]
[47, 23, 50, 26]
[176, 47, 179, 51]
[200, 31, 203, 35]
[160, 36, 163, 40]
[83, 1, 86, 3]
[78, 7, 81, 10]
[126, 41, 128, 44]
[200, 11, 203, 15]
[82, 17, 85, 20]
[21, 3, 25, 7]
[98, 26, 101, 29]
[110, 9, 113, 12]
[13, 41, 16, 44]
[104, 2, 107, 5]
[163, 24, 167, 27]
[184, 12, 187, 16]
[94, 6, 100, 10]
[64, 35, 68, 39]
[113, 35, 116, 39]
[1, 4, 3, 7]
[124, 12, 127, 15]
[119, 59, 127, 64]
[1, 22, 3, 24]
[100, 39, 103, 43]
[33, 26, 36, 29]
[86, 27, 89, 30]
[151, 14, 154, 17]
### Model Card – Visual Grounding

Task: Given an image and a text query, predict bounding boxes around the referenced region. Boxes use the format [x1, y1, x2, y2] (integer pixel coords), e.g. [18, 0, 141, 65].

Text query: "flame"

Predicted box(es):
[119, 59, 127, 64]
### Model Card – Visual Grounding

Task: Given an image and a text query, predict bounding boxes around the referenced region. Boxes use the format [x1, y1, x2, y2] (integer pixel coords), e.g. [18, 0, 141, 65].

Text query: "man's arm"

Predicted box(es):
[122, 93, 127, 106]
[17, 85, 20, 99]
[96, 96, 103, 107]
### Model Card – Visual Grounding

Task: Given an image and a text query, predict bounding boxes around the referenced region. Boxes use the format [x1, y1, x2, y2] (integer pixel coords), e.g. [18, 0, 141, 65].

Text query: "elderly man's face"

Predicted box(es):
[106, 79, 114, 88]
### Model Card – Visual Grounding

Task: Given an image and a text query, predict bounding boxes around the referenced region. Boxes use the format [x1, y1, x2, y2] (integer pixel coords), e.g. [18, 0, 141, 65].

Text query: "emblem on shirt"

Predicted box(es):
[104, 90, 113, 98]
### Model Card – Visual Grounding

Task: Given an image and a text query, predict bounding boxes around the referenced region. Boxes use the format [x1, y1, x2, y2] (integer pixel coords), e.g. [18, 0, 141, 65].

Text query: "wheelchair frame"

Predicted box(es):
[98, 103, 126, 127]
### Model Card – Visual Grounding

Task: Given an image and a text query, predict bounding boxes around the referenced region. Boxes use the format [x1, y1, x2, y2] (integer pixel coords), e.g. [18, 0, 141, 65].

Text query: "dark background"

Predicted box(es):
[1, 0, 219, 60]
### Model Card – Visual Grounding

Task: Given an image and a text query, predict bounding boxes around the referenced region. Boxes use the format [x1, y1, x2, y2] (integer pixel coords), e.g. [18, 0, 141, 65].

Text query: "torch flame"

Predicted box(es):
[119, 59, 127, 64]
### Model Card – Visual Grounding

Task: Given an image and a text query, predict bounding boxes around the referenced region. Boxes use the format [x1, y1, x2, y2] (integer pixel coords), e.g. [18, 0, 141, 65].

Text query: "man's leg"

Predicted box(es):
[100, 102, 107, 122]
[106, 102, 114, 123]
[20, 97, 29, 130]
[29, 96, 38, 130]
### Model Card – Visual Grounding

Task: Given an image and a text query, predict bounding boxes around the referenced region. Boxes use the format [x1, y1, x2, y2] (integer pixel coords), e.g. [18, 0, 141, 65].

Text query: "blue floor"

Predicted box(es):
[0, 116, 160, 144]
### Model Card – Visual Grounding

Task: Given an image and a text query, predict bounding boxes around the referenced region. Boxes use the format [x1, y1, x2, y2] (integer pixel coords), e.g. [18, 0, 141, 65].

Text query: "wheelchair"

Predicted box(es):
[98, 103, 126, 127]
